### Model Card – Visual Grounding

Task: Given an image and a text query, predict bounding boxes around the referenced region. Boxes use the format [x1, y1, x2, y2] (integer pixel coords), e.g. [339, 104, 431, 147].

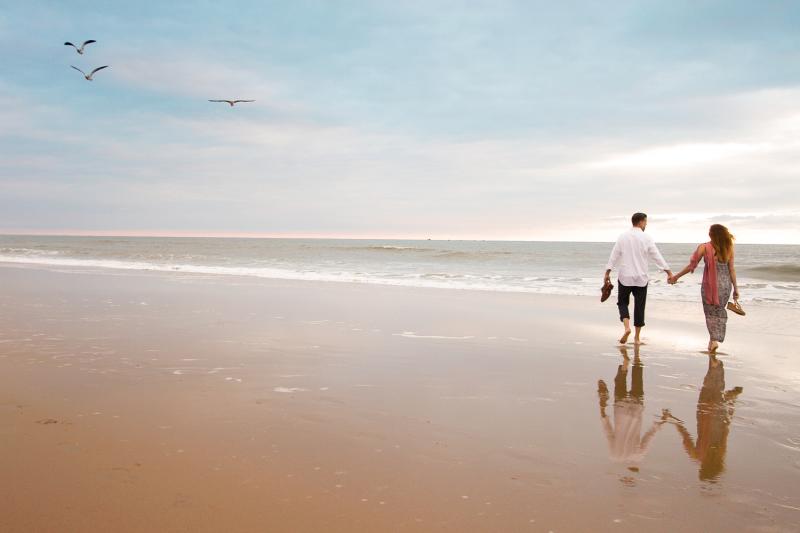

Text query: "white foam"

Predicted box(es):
[2, 244, 796, 307]
[273, 387, 307, 393]
[392, 331, 474, 340]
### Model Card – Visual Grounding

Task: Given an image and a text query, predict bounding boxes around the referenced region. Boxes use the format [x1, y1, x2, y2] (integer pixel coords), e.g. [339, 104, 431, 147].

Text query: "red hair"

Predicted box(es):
[709, 224, 734, 262]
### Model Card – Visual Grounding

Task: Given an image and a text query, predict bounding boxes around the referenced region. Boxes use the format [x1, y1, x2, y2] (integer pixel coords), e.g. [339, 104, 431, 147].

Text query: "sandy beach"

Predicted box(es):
[1, 265, 799, 532]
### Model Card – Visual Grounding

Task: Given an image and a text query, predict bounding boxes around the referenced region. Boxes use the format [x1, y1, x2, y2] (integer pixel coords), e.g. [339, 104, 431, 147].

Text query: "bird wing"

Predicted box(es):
[208, 100, 227, 103]
[70, 65, 86, 75]
[82, 39, 97, 46]
[233, 100, 255, 103]
[89, 65, 109, 76]
[64, 42, 77, 48]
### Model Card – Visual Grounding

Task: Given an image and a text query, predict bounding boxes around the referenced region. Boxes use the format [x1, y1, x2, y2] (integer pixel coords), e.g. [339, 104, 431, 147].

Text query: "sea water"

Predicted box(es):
[1, 235, 798, 307]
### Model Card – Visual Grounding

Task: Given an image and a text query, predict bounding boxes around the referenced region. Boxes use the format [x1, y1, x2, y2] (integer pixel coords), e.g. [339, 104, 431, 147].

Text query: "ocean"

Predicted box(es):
[1, 235, 798, 308]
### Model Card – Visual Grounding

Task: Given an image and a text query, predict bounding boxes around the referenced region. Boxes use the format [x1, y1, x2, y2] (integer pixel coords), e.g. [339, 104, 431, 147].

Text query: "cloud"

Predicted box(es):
[590, 142, 767, 170]
[1, 3, 800, 242]
[2, 78, 798, 242]
[108, 53, 281, 102]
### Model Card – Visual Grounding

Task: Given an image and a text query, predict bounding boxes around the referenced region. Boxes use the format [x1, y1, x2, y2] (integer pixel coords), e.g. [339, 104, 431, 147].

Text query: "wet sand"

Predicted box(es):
[1, 265, 799, 532]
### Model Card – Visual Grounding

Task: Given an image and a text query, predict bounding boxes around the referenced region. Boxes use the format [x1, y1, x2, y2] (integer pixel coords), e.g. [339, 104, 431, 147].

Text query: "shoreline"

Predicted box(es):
[1, 266, 799, 532]
[0, 259, 794, 310]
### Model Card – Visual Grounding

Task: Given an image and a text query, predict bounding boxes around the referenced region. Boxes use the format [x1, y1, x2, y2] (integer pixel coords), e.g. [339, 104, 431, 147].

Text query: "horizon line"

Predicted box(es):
[0, 230, 796, 246]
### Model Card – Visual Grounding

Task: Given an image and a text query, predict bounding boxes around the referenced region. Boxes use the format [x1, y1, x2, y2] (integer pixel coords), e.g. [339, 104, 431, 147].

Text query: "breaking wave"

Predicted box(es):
[745, 264, 800, 282]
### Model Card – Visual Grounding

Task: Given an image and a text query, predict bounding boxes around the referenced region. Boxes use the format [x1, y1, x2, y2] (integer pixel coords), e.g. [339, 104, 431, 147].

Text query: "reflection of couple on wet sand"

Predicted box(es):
[668, 354, 743, 481]
[597, 346, 743, 481]
[597, 345, 669, 468]
[604, 212, 741, 353]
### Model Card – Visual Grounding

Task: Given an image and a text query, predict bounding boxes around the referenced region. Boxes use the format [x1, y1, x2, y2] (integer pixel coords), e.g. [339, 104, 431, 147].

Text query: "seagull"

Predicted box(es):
[64, 40, 96, 54]
[208, 99, 255, 107]
[71, 65, 109, 81]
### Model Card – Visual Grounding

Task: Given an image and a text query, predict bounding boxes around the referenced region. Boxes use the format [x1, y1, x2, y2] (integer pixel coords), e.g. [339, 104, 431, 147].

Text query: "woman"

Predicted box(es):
[668, 354, 742, 482]
[670, 224, 740, 353]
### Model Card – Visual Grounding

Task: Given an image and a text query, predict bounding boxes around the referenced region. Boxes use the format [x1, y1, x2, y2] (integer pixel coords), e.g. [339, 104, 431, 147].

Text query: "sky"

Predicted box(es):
[1, 0, 799, 243]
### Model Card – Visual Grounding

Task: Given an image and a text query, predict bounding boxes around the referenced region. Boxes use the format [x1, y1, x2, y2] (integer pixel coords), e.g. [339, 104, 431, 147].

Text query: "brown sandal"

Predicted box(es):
[601, 279, 614, 302]
[726, 299, 745, 316]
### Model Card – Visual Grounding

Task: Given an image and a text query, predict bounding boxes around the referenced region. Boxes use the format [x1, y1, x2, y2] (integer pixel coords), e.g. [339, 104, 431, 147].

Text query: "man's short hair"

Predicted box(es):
[631, 212, 647, 226]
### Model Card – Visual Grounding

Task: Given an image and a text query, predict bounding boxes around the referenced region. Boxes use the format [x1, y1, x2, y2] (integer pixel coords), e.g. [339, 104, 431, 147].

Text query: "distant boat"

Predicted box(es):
[71, 65, 109, 81]
[64, 40, 96, 54]
[208, 99, 255, 107]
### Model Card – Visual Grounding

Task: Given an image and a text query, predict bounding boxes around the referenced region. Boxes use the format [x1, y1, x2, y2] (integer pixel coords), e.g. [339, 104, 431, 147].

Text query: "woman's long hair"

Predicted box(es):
[709, 224, 734, 262]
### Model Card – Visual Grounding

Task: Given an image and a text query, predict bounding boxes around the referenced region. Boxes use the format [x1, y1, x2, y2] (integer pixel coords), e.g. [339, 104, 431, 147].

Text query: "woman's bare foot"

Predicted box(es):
[708, 340, 719, 353]
[619, 330, 631, 344]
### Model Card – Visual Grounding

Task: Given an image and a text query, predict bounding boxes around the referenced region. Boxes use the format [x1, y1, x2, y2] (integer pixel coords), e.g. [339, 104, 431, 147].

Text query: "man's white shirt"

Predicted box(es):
[606, 227, 670, 287]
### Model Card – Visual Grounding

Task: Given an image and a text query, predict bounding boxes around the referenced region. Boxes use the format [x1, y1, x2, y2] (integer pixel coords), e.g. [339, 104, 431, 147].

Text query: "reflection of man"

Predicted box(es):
[604, 212, 673, 345]
[667, 354, 742, 482]
[597, 345, 668, 466]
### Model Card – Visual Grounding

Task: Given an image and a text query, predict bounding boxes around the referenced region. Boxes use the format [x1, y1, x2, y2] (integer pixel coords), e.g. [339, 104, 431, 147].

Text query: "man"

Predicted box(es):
[597, 345, 670, 467]
[604, 212, 672, 344]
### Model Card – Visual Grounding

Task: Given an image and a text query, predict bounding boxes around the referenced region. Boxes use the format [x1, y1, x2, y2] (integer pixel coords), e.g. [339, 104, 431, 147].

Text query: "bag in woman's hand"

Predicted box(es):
[726, 300, 745, 316]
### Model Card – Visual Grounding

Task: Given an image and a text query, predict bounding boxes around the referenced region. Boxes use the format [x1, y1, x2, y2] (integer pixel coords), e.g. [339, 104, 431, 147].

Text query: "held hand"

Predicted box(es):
[733, 289, 740, 300]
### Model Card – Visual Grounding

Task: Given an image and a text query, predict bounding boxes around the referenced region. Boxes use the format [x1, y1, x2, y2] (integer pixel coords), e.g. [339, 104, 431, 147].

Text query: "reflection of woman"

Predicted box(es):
[597, 345, 667, 465]
[670, 224, 740, 353]
[669, 355, 742, 482]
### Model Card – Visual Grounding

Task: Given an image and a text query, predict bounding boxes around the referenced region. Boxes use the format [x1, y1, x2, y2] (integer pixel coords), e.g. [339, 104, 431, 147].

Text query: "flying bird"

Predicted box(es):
[71, 65, 109, 81]
[208, 99, 255, 107]
[64, 40, 96, 54]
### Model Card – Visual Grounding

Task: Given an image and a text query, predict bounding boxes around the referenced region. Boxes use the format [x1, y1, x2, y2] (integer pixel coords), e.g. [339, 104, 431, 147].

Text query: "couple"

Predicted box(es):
[597, 344, 742, 481]
[604, 212, 740, 352]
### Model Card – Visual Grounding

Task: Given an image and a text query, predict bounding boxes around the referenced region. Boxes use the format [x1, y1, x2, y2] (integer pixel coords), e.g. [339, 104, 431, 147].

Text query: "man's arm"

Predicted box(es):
[639, 419, 667, 455]
[647, 238, 673, 280]
[604, 239, 621, 281]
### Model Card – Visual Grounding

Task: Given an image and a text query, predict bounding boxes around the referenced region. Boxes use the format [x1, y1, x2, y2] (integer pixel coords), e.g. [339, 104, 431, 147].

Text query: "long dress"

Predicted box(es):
[677, 358, 741, 482]
[702, 262, 732, 342]
[688, 243, 733, 342]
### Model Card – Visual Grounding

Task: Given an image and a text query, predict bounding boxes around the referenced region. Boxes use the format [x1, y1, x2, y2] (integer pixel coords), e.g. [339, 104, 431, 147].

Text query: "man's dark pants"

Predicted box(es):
[614, 360, 644, 401]
[617, 281, 647, 327]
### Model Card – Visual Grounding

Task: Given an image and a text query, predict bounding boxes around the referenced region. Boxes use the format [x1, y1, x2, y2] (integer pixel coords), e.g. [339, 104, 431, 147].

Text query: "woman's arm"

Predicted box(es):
[729, 247, 739, 300]
[672, 420, 699, 460]
[670, 243, 705, 283]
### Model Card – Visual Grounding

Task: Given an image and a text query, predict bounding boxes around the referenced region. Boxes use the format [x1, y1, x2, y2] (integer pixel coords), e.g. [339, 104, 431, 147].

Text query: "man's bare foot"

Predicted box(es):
[598, 380, 609, 414]
[634, 338, 645, 346]
[619, 330, 631, 344]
